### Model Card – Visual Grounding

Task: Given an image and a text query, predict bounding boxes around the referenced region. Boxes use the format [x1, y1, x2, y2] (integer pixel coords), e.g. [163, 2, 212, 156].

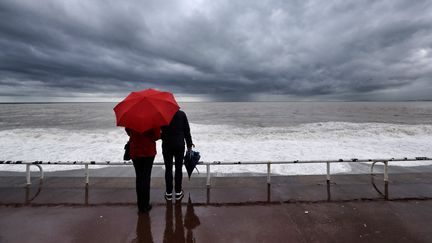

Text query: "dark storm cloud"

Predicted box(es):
[0, 0, 432, 101]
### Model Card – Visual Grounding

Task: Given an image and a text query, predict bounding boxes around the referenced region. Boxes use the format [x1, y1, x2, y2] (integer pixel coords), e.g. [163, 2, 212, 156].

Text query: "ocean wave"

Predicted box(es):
[1, 122, 431, 174]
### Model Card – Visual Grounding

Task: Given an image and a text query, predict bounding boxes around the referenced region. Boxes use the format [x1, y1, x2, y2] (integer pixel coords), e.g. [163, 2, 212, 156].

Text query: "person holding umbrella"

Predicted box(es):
[114, 88, 180, 213]
[161, 109, 194, 201]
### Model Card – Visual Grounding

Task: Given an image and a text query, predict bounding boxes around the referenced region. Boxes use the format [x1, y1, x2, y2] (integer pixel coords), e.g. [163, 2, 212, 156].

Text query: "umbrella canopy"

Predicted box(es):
[184, 150, 201, 179]
[114, 88, 179, 133]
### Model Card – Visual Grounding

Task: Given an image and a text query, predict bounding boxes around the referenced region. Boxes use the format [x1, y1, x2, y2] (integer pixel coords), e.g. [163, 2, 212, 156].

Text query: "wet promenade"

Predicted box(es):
[1, 169, 432, 242]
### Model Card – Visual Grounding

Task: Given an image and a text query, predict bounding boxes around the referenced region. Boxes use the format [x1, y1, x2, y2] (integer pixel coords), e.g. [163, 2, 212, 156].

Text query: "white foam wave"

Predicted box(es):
[1, 122, 431, 174]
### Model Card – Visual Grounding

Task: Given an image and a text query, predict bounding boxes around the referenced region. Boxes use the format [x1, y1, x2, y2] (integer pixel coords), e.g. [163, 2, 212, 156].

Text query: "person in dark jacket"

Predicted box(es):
[126, 127, 160, 213]
[161, 110, 194, 201]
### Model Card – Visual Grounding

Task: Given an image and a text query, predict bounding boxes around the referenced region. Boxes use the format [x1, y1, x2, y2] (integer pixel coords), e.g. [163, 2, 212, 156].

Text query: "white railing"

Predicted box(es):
[1, 157, 431, 187]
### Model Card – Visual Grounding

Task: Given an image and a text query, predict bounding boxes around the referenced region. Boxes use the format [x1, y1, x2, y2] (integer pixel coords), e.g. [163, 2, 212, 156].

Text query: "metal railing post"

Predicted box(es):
[384, 161, 389, 182]
[267, 162, 271, 184]
[26, 164, 31, 185]
[85, 164, 89, 185]
[206, 164, 211, 187]
[326, 162, 331, 182]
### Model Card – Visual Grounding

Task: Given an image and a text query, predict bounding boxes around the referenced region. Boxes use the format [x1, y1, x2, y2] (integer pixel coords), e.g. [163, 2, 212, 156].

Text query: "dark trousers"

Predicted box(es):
[133, 157, 154, 210]
[163, 144, 185, 193]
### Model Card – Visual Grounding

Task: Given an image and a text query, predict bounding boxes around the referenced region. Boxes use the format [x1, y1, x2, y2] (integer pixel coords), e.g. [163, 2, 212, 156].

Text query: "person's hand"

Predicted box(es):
[187, 144, 195, 151]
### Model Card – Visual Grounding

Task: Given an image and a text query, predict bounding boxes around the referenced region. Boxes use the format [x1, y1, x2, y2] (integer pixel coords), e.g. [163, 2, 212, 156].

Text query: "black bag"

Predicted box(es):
[123, 141, 131, 161]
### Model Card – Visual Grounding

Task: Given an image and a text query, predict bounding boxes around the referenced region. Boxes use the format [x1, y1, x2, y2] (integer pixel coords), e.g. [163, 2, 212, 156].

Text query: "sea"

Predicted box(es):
[1, 102, 431, 174]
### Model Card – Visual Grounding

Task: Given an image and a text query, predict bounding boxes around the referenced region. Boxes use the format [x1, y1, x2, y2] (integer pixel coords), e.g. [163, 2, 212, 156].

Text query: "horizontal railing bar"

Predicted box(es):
[8, 156, 432, 187]
[1, 157, 431, 166]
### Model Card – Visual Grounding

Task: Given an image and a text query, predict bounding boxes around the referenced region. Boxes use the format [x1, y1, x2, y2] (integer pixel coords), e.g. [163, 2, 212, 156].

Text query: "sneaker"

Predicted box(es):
[165, 192, 172, 201]
[175, 190, 184, 201]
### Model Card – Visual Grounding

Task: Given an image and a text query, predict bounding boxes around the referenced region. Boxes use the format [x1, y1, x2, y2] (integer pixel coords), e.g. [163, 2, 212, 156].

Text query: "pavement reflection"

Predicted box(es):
[132, 195, 201, 243]
[133, 213, 154, 243]
[163, 196, 201, 243]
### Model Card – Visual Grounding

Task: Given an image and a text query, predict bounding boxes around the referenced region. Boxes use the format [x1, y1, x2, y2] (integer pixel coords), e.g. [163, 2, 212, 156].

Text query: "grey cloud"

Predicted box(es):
[0, 0, 431, 101]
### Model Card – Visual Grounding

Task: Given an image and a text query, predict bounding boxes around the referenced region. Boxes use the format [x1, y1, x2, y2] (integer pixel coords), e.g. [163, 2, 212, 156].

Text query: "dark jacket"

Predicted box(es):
[161, 110, 193, 148]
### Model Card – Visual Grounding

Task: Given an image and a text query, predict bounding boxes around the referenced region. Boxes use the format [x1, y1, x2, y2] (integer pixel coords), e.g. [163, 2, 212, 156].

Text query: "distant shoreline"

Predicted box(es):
[0, 100, 431, 104]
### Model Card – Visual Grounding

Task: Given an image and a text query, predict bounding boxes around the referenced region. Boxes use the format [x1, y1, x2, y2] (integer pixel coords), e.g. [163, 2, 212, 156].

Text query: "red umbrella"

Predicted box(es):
[114, 88, 179, 133]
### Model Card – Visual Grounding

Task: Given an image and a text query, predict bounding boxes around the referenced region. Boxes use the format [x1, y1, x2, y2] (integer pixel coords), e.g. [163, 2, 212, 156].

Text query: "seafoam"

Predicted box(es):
[1, 122, 431, 174]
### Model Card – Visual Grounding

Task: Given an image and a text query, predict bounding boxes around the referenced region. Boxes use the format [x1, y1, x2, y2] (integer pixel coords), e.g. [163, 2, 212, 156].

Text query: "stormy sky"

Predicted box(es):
[0, 0, 431, 102]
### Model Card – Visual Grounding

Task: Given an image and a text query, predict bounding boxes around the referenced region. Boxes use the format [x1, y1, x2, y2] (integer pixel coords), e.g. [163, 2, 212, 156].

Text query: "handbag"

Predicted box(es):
[123, 141, 131, 160]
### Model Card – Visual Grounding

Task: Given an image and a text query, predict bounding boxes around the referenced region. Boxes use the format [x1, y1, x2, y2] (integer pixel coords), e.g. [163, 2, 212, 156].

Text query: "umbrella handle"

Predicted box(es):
[187, 149, 193, 159]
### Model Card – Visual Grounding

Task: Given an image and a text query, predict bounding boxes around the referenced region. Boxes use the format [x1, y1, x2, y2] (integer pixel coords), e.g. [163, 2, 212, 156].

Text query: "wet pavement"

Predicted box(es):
[0, 172, 432, 243]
